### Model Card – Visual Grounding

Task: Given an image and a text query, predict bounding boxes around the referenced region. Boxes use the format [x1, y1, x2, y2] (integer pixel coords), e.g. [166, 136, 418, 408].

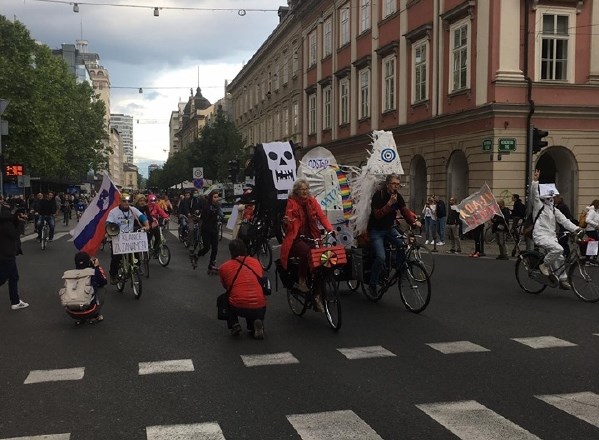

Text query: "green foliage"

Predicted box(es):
[0, 16, 109, 182]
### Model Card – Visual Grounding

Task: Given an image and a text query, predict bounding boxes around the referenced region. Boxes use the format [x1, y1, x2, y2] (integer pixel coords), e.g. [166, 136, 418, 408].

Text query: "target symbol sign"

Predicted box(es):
[192, 167, 204, 179]
[381, 148, 396, 163]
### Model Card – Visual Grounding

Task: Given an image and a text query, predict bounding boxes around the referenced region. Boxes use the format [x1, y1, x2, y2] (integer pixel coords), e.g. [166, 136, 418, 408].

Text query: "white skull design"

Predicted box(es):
[262, 141, 296, 194]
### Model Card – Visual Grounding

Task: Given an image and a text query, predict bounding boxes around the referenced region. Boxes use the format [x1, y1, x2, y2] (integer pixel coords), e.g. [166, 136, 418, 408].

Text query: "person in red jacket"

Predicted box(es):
[219, 239, 267, 339]
[147, 194, 169, 257]
[280, 178, 333, 312]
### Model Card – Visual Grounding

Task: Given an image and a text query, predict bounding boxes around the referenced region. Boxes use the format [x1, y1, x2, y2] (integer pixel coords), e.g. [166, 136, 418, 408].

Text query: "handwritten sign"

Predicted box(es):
[457, 184, 501, 233]
[307, 158, 330, 170]
[112, 232, 149, 255]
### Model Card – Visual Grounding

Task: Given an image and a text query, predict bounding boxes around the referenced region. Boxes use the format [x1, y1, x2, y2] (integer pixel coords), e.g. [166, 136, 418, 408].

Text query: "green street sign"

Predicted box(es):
[482, 139, 493, 152]
[498, 138, 517, 152]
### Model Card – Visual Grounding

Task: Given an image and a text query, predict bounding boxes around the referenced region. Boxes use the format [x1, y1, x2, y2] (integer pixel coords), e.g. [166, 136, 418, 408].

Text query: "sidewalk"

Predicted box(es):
[418, 236, 517, 260]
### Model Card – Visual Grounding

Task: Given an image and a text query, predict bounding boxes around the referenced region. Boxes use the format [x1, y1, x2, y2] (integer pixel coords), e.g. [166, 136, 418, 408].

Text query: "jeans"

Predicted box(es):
[198, 227, 219, 264]
[369, 228, 406, 287]
[0, 257, 20, 305]
[447, 224, 461, 251]
[227, 306, 266, 330]
[437, 217, 446, 242]
[178, 215, 188, 236]
[424, 217, 436, 242]
[495, 230, 507, 257]
[37, 215, 55, 240]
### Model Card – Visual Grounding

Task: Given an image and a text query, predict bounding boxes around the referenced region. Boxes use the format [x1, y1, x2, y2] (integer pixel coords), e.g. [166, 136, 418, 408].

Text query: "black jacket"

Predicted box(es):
[0, 212, 19, 260]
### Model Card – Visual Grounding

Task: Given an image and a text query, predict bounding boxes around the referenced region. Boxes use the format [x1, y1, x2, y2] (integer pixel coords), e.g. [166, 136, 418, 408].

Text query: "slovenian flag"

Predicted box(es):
[70, 174, 121, 255]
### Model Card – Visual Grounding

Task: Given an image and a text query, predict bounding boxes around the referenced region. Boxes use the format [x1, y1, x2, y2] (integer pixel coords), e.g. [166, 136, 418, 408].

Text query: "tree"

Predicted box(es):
[0, 16, 109, 182]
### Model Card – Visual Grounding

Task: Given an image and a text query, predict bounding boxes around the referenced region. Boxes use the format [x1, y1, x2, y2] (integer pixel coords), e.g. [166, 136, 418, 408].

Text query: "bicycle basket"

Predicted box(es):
[309, 245, 347, 270]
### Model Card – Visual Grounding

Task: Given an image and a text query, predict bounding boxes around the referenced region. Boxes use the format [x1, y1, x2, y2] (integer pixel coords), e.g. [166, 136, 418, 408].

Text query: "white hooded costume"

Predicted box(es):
[530, 181, 578, 279]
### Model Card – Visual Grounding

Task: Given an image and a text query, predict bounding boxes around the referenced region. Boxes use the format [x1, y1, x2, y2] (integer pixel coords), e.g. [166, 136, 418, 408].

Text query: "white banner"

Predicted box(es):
[112, 232, 149, 255]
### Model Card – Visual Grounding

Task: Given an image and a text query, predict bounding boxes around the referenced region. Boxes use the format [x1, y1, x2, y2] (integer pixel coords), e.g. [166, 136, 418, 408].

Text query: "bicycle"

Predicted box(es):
[178, 215, 189, 244]
[116, 251, 143, 299]
[244, 216, 273, 271]
[40, 218, 50, 250]
[218, 220, 224, 241]
[284, 233, 344, 331]
[150, 222, 171, 267]
[404, 227, 435, 277]
[515, 230, 599, 302]
[360, 230, 432, 312]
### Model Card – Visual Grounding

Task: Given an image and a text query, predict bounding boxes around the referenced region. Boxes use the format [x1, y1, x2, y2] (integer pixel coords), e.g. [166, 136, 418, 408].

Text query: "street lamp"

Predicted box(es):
[0, 99, 10, 197]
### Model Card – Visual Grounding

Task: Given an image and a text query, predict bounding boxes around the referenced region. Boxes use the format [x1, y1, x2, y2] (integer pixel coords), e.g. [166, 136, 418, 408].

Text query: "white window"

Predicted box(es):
[273, 63, 280, 90]
[339, 79, 349, 125]
[274, 112, 280, 139]
[283, 107, 289, 136]
[413, 40, 428, 102]
[339, 5, 350, 47]
[383, 0, 396, 18]
[292, 51, 299, 76]
[323, 86, 332, 129]
[323, 18, 333, 57]
[282, 59, 289, 84]
[540, 11, 574, 81]
[450, 20, 470, 92]
[359, 69, 370, 119]
[383, 56, 396, 111]
[359, 0, 370, 33]
[309, 31, 317, 67]
[292, 101, 299, 131]
[308, 94, 317, 134]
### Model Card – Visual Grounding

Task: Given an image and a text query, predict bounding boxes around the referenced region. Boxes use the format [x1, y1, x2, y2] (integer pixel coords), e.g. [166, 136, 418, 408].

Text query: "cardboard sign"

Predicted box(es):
[586, 240, 598, 256]
[457, 184, 501, 233]
[112, 232, 149, 255]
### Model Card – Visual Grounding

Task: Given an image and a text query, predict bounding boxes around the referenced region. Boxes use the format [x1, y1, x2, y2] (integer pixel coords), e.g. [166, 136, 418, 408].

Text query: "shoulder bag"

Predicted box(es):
[242, 260, 272, 296]
[216, 258, 245, 320]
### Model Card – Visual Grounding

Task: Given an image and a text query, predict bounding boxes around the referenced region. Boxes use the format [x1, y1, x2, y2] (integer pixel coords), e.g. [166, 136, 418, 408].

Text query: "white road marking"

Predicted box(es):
[416, 400, 541, 440]
[138, 359, 195, 375]
[337, 345, 396, 360]
[24, 367, 85, 384]
[287, 410, 383, 440]
[426, 341, 490, 354]
[536, 392, 599, 428]
[169, 229, 179, 239]
[0, 435, 71, 440]
[240, 352, 299, 367]
[146, 422, 225, 440]
[594, 333, 599, 337]
[511, 336, 577, 349]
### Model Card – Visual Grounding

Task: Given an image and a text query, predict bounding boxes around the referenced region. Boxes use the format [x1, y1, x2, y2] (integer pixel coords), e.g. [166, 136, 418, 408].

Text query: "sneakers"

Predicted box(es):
[253, 319, 264, 339]
[436, 241, 444, 246]
[230, 323, 242, 336]
[11, 300, 29, 310]
[559, 280, 572, 290]
[539, 263, 550, 277]
[89, 314, 104, 324]
[586, 260, 599, 267]
[469, 252, 480, 258]
[313, 295, 325, 313]
[425, 240, 430, 245]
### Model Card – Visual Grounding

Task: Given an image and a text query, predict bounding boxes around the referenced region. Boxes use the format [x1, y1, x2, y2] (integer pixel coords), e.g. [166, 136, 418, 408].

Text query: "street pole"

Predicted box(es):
[0, 99, 9, 198]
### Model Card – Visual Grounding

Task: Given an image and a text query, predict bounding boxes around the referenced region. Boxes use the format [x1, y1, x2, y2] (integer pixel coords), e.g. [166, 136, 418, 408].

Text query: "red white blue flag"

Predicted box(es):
[70, 174, 121, 255]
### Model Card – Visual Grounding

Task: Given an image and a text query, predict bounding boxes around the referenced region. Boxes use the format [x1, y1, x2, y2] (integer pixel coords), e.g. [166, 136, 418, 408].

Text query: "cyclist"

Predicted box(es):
[367, 173, 422, 298]
[36, 191, 57, 242]
[74, 197, 86, 222]
[105, 194, 149, 284]
[530, 169, 581, 290]
[157, 193, 173, 215]
[193, 189, 224, 271]
[178, 192, 203, 242]
[147, 194, 170, 257]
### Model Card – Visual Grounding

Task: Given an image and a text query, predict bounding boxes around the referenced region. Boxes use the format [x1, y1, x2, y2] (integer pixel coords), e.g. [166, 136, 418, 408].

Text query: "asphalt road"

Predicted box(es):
[1, 222, 598, 439]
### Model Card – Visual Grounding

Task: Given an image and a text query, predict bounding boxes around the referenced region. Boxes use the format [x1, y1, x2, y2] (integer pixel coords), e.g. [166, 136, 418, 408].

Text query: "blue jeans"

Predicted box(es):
[37, 215, 55, 240]
[369, 228, 406, 287]
[437, 217, 447, 242]
[424, 217, 436, 242]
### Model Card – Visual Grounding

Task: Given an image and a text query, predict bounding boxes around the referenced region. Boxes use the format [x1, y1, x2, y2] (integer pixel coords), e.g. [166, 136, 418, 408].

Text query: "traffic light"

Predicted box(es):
[532, 127, 549, 154]
[228, 159, 240, 183]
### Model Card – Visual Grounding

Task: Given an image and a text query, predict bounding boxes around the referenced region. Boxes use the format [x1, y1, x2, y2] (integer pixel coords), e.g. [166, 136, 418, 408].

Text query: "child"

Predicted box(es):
[64, 252, 107, 324]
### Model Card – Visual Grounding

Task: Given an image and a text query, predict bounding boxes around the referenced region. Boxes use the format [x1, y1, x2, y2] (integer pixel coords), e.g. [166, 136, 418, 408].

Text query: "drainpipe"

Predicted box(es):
[524, 0, 534, 193]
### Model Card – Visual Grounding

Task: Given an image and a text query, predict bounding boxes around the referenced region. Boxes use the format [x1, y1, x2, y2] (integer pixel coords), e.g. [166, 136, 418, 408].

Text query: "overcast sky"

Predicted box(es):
[2, 0, 284, 176]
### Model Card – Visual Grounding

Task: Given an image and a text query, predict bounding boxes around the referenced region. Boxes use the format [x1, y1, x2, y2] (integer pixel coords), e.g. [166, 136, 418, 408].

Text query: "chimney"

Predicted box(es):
[278, 6, 290, 22]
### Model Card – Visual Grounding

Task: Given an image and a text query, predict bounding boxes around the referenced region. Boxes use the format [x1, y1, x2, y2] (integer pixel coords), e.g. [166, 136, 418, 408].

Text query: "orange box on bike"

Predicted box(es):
[309, 245, 347, 270]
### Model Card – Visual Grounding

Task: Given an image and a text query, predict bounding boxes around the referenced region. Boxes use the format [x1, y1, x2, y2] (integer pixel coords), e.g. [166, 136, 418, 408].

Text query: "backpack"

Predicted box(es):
[59, 268, 96, 311]
[522, 206, 544, 239]
[579, 210, 588, 229]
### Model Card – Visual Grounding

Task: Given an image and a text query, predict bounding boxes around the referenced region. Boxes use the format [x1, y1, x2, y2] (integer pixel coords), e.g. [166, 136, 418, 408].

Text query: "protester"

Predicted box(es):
[219, 239, 266, 339]
[434, 194, 446, 245]
[446, 197, 462, 253]
[583, 200, 599, 266]
[0, 205, 28, 310]
[422, 196, 437, 245]
[64, 252, 107, 324]
[470, 223, 485, 258]
[491, 199, 511, 260]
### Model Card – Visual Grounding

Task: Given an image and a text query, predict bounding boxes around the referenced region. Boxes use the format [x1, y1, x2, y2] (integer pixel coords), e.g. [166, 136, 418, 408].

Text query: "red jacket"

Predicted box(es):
[280, 196, 333, 269]
[219, 256, 266, 309]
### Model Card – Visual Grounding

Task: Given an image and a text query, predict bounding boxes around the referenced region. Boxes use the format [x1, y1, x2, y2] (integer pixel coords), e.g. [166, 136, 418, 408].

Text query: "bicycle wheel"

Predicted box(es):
[361, 280, 385, 302]
[322, 275, 342, 331]
[515, 252, 547, 294]
[158, 244, 171, 267]
[131, 268, 142, 299]
[286, 288, 308, 316]
[41, 225, 48, 250]
[257, 241, 273, 271]
[347, 280, 360, 291]
[116, 266, 126, 292]
[219, 222, 223, 241]
[398, 261, 431, 313]
[569, 261, 599, 303]
[141, 252, 150, 279]
[411, 245, 435, 278]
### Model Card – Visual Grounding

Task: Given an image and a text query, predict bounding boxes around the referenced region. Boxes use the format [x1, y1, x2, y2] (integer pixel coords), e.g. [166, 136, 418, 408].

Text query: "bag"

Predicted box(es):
[243, 260, 272, 296]
[58, 268, 96, 311]
[216, 293, 229, 320]
[579, 210, 588, 229]
[523, 206, 544, 239]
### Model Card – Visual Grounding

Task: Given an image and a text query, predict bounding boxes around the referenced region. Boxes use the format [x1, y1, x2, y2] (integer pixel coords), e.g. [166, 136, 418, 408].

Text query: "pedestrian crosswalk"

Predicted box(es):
[3, 391, 598, 439]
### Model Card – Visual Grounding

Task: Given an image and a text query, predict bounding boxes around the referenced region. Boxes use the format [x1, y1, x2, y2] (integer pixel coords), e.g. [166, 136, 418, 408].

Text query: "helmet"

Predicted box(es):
[121, 193, 131, 202]
[148, 194, 157, 203]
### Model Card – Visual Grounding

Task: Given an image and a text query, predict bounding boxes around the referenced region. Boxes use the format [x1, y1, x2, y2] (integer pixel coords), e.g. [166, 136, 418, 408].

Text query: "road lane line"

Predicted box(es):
[426, 341, 490, 354]
[536, 392, 599, 428]
[287, 410, 383, 440]
[146, 422, 225, 440]
[337, 345, 396, 360]
[138, 359, 195, 375]
[416, 400, 541, 440]
[240, 352, 299, 367]
[511, 336, 577, 349]
[1, 435, 71, 440]
[24, 367, 84, 384]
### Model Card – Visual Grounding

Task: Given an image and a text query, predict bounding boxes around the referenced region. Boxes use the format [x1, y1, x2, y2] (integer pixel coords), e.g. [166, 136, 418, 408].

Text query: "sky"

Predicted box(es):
[2, 0, 284, 177]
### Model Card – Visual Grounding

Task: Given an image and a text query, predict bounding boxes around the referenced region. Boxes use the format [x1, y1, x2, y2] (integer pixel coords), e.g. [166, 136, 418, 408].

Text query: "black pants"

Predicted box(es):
[198, 227, 218, 263]
[227, 306, 266, 330]
[0, 257, 20, 305]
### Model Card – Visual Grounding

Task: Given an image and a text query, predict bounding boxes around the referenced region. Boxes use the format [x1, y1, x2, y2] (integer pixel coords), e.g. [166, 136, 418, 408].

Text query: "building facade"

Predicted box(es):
[123, 163, 138, 191]
[109, 127, 125, 187]
[110, 114, 134, 164]
[228, 0, 599, 214]
[175, 88, 213, 150]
